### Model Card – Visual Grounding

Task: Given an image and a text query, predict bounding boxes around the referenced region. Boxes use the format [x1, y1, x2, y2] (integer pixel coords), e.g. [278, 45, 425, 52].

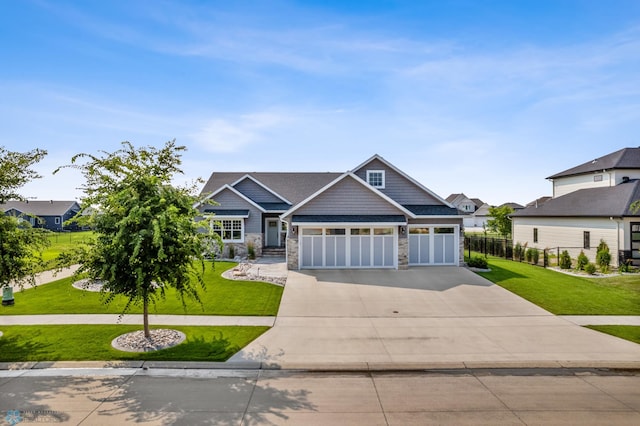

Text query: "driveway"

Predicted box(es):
[229, 267, 640, 368]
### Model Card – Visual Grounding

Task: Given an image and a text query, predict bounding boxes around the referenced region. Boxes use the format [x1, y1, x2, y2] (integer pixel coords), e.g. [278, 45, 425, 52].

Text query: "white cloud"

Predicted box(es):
[190, 112, 289, 153]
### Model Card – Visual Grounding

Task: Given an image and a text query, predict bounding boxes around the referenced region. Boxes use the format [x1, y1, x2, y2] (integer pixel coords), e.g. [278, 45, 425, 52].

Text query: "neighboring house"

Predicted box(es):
[512, 147, 640, 267]
[446, 193, 484, 229]
[1, 200, 81, 232]
[500, 202, 524, 211]
[525, 196, 552, 209]
[199, 154, 463, 270]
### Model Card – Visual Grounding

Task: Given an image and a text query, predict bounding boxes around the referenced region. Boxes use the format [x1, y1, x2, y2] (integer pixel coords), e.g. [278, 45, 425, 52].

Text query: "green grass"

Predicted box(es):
[1, 262, 283, 316]
[0, 325, 268, 362]
[41, 231, 95, 263]
[586, 325, 640, 345]
[475, 256, 640, 315]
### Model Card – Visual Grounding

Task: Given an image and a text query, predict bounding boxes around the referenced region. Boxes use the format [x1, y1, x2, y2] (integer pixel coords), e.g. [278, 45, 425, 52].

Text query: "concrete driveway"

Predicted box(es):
[229, 267, 640, 368]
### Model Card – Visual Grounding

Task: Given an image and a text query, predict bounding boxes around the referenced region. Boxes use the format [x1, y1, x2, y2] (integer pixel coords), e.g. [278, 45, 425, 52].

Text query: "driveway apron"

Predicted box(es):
[229, 267, 640, 368]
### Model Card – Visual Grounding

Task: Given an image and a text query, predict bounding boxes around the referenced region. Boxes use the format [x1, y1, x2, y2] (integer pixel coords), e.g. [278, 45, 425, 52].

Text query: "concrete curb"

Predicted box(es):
[2, 360, 640, 372]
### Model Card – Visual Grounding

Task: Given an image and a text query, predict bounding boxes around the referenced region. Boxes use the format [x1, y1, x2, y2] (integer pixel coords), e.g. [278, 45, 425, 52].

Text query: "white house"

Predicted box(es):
[511, 147, 640, 267]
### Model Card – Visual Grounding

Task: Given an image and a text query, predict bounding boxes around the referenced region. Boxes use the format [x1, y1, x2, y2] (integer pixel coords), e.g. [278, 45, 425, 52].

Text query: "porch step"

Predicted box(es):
[262, 247, 286, 257]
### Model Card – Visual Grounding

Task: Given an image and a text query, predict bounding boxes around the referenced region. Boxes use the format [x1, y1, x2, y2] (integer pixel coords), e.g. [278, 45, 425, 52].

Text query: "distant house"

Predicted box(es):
[199, 154, 464, 270]
[1, 200, 81, 232]
[512, 147, 640, 267]
[446, 193, 484, 229]
[525, 196, 552, 209]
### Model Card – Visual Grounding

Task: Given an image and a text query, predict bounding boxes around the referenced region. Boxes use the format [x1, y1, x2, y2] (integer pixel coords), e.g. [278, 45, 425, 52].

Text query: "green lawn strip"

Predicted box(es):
[475, 257, 640, 315]
[586, 325, 640, 345]
[1, 262, 283, 316]
[0, 324, 269, 362]
[41, 231, 95, 262]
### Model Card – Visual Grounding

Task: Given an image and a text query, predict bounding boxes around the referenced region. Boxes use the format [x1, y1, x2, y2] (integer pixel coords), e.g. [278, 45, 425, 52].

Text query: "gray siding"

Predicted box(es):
[292, 176, 406, 216]
[409, 218, 462, 226]
[354, 158, 442, 205]
[234, 178, 284, 203]
[204, 189, 263, 233]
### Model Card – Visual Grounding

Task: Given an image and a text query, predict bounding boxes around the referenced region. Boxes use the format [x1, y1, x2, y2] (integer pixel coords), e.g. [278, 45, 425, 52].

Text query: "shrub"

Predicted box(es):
[525, 248, 532, 263]
[514, 242, 524, 261]
[596, 239, 611, 273]
[559, 250, 572, 269]
[584, 262, 596, 275]
[247, 242, 255, 260]
[228, 244, 235, 259]
[576, 251, 589, 271]
[531, 248, 539, 265]
[467, 255, 488, 269]
[619, 260, 631, 273]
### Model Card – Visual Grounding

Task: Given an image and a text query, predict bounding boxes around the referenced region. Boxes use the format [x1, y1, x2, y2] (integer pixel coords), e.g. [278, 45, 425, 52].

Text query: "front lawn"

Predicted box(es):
[0, 325, 268, 362]
[1, 262, 283, 316]
[586, 325, 640, 345]
[475, 257, 640, 315]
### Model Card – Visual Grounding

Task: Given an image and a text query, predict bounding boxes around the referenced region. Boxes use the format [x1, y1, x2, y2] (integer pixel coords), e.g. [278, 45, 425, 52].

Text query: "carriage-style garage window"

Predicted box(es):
[213, 219, 244, 242]
[366, 170, 385, 188]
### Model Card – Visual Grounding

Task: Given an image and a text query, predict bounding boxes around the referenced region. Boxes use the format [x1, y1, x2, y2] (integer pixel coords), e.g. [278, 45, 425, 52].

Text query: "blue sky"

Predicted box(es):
[2, 0, 640, 206]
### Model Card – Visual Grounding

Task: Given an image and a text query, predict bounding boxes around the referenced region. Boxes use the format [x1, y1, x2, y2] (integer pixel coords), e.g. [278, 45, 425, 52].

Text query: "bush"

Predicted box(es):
[247, 242, 255, 260]
[576, 251, 589, 271]
[596, 239, 611, 273]
[619, 260, 631, 273]
[584, 262, 596, 275]
[514, 242, 524, 261]
[228, 244, 235, 259]
[525, 248, 532, 263]
[559, 250, 572, 269]
[531, 248, 539, 265]
[467, 255, 488, 269]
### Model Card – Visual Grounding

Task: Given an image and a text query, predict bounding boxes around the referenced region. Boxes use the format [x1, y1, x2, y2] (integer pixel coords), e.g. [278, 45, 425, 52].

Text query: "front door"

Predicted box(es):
[266, 219, 280, 247]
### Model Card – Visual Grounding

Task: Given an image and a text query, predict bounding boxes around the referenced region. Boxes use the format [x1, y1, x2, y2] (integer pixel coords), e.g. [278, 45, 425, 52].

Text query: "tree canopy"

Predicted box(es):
[0, 147, 47, 203]
[56, 140, 215, 337]
[0, 147, 49, 291]
[486, 205, 514, 238]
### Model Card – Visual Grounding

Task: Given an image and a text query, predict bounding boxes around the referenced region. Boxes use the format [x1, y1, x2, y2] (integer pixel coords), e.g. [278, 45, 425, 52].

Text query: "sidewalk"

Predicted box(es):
[0, 314, 274, 327]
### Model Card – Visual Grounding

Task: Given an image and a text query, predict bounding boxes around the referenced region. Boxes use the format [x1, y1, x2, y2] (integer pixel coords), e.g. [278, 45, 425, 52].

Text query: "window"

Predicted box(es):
[632, 223, 640, 259]
[583, 231, 590, 249]
[55, 217, 61, 224]
[533, 228, 538, 243]
[594, 175, 603, 182]
[212, 219, 244, 242]
[366, 170, 385, 188]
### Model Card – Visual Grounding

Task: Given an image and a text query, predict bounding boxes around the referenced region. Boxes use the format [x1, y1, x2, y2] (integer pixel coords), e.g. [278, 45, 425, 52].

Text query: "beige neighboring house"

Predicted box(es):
[445, 193, 484, 229]
[511, 147, 640, 267]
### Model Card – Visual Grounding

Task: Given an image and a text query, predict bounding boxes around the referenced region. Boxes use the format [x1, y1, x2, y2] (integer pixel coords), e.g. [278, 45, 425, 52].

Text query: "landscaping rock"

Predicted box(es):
[111, 329, 186, 352]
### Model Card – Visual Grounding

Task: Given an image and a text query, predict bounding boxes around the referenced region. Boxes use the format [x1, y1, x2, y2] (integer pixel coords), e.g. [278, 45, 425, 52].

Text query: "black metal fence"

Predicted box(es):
[464, 236, 513, 259]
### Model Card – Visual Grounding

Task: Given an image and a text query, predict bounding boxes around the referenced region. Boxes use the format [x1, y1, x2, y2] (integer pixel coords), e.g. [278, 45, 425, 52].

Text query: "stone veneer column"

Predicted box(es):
[398, 232, 409, 269]
[286, 238, 299, 270]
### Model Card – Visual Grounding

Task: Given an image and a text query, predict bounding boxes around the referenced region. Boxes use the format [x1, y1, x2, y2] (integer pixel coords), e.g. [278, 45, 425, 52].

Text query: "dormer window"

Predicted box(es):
[366, 170, 385, 188]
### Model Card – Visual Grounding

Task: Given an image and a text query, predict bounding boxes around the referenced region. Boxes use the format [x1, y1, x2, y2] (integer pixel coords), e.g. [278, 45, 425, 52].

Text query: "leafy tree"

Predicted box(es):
[486, 205, 514, 238]
[0, 147, 47, 203]
[0, 147, 50, 296]
[56, 141, 218, 337]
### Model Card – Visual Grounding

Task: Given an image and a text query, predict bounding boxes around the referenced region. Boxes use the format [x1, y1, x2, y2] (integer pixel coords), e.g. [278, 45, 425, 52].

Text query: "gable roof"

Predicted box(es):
[1, 200, 79, 216]
[281, 172, 416, 220]
[500, 202, 524, 210]
[200, 172, 341, 205]
[547, 147, 640, 180]
[512, 180, 640, 218]
[470, 198, 485, 208]
[203, 185, 267, 213]
[351, 154, 455, 208]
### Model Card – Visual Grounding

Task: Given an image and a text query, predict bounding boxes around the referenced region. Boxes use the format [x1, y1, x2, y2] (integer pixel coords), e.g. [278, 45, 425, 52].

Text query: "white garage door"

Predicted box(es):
[409, 226, 458, 265]
[300, 227, 396, 269]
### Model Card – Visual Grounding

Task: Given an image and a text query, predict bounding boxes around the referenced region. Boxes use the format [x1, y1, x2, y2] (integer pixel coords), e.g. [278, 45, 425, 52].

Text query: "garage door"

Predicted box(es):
[409, 226, 458, 265]
[300, 227, 396, 269]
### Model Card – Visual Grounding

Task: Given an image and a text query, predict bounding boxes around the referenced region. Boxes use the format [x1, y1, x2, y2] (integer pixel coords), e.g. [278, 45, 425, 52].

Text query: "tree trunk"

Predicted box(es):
[143, 297, 150, 338]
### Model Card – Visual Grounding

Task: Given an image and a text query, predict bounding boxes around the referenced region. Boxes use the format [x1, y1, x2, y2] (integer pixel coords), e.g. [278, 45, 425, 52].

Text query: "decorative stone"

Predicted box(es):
[111, 329, 186, 352]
